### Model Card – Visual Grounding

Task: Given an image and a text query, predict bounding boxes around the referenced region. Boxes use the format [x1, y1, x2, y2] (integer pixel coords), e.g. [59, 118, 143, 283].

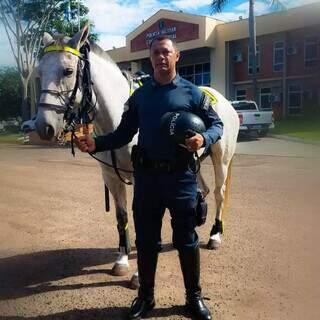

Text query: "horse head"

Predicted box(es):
[35, 25, 90, 140]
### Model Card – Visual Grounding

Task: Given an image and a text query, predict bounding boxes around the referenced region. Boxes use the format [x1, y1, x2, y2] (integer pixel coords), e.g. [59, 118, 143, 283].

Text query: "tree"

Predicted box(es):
[0, 1, 96, 120]
[0, 67, 21, 120]
[211, 0, 285, 103]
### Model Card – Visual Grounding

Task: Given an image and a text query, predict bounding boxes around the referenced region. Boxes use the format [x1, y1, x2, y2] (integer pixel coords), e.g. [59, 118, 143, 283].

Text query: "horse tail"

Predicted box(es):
[221, 157, 233, 220]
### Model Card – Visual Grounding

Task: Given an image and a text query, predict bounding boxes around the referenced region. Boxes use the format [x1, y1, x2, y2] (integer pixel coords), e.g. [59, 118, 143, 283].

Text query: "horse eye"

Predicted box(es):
[63, 68, 73, 77]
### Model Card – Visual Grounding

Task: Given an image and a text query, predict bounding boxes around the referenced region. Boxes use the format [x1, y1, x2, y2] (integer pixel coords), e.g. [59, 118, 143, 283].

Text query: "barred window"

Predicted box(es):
[179, 62, 211, 86]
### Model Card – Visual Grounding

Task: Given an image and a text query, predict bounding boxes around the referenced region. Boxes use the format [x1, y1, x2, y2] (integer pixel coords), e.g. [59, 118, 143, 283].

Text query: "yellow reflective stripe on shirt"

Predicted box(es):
[44, 45, 81, 57]
[129, 79, 144, 96]
[200, 87, 218, 105]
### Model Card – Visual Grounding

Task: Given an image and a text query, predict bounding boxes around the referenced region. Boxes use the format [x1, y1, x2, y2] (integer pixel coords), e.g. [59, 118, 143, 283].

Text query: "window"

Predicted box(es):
[288, 85, 302, 115]
[248, 45, 260, 74]
[236, 89, 246, 101]
[273, 41, 284, 72]
[179, 63, 211, 86]
[260, 88, 272, 109]
[305, 37, 318, 68]
[231, 101, 257, 111]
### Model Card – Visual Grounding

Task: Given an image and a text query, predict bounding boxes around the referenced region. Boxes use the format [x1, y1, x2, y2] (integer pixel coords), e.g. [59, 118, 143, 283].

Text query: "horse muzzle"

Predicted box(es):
[35, 121, 55, 140]
[35, 103, 65, 140]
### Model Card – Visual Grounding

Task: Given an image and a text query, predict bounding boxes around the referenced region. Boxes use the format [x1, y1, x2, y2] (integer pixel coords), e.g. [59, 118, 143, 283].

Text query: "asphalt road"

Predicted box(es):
[0, 137, 319, 320]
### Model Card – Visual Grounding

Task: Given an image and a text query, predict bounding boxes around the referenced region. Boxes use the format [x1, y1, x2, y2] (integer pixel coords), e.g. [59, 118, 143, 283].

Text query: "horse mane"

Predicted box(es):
[89, 41, 117, 67]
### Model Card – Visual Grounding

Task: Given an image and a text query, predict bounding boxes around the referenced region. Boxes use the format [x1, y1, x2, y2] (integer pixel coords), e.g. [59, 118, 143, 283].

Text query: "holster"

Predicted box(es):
[195, 191, 208, 227]
[131, 145, 145, 169]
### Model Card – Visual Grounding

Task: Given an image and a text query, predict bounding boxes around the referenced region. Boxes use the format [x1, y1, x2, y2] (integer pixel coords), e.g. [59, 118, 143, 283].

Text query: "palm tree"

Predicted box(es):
[211, 0, 285, 103]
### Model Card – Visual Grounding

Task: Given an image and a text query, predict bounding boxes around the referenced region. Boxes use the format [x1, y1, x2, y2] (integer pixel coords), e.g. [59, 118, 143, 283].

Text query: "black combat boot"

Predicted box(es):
[178, 246, 212, 320]
[127, 250, 158, 320]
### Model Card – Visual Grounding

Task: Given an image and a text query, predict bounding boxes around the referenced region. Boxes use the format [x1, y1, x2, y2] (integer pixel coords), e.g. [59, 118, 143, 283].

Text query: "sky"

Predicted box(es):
[0, 0, 319, 66]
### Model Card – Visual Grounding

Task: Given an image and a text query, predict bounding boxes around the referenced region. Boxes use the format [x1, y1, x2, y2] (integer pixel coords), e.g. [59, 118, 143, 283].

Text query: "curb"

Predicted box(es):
[268, 134, 320, 146]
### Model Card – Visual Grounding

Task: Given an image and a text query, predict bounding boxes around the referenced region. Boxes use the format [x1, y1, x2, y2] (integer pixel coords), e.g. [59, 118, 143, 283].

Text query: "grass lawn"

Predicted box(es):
[271, 118, 320, 141]
[0, 132, 25, 144]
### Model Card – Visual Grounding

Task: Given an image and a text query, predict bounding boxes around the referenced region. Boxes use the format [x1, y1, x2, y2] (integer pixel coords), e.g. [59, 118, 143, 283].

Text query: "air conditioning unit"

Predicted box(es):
[232, 53, 243, 62]
[287, 46, 298, 55]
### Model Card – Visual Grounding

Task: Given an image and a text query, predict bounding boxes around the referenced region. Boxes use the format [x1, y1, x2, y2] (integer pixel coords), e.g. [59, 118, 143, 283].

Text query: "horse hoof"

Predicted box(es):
[111, 263, 129, 276]
[130, 274, 140, 290]
[206, 239, 221, 250]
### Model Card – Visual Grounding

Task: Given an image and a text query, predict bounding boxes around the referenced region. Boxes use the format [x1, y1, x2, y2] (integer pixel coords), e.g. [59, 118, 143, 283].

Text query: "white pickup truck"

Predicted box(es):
[230, 100, 274, 136]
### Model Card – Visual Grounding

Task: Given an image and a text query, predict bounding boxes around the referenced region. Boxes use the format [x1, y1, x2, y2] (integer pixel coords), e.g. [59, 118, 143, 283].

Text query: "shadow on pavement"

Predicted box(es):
[0, 244, 179, 301]
[237, 133, 260, 142]
[0, 248, 127, 300]
[0, 306, 128, 320]
[0, 305, 190, 319]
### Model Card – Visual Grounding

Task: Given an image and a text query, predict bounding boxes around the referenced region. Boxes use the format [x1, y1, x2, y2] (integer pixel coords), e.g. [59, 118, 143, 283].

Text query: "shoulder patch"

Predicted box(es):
[201, 94, 212, 111]
[200, 87, 218, 106]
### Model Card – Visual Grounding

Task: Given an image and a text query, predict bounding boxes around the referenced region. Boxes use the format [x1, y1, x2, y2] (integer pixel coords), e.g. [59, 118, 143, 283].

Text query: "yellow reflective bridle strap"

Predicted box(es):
[44, 45, 81, 57]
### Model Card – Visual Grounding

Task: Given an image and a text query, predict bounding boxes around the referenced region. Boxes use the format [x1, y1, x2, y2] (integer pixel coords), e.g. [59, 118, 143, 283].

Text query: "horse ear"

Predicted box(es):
[43, 32, 53, 47]
[68, 24, 90, 49]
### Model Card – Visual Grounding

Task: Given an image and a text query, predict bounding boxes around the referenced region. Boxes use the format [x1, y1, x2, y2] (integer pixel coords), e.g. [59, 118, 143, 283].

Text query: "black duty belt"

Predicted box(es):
[133, 157, 192, 173]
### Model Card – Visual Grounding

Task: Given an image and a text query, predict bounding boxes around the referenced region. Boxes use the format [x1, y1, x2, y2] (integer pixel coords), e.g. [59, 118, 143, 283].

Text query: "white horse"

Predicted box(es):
[34, 25, 239, 288]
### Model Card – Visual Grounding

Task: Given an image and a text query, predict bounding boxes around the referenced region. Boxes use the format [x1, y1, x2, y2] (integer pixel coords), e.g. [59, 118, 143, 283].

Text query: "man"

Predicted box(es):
[76, 36, 223, 320]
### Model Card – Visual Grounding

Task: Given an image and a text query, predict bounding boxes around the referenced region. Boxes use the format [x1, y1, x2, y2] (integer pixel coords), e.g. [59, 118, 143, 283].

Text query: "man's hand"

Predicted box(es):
[185, 132, 204, 152]
[74, 135, 96, 153]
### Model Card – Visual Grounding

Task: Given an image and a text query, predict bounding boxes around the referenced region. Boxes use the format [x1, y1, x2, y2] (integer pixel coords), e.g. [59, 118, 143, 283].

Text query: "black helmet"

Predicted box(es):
[160, 111, 206, 145]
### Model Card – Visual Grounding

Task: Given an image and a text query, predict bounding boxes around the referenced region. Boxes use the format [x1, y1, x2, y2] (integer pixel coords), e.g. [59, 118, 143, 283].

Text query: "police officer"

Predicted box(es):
[76, 36, 223, 320]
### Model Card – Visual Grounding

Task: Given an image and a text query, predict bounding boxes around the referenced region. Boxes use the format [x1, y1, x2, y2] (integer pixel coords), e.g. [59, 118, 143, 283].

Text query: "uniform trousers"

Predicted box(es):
[133, 168, 199, 254]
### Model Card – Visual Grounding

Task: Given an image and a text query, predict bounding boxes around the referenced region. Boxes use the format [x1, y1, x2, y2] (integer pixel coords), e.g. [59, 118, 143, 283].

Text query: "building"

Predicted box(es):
[108, 3, 320, 119]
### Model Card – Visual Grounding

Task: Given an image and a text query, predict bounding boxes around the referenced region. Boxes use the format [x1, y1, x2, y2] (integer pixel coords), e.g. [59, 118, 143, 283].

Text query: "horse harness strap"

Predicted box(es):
[44, 45, 82, 57]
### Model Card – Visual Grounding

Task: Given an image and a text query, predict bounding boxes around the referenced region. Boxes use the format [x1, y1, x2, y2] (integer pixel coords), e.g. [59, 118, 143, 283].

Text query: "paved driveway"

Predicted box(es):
[0, 140, 319, 320]
[236, 136, 320, 158]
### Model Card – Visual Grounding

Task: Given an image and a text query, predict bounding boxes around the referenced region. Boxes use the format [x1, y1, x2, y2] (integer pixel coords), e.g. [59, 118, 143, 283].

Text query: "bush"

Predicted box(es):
[0, 67, 22, 120]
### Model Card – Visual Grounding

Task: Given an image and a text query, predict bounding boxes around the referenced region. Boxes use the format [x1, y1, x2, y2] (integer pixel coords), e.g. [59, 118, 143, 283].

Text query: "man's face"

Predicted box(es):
[150, 39, 180, 75]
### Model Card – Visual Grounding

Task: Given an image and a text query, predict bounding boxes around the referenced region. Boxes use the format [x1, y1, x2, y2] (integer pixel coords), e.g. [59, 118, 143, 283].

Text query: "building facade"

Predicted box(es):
[108, 3, 320, 119]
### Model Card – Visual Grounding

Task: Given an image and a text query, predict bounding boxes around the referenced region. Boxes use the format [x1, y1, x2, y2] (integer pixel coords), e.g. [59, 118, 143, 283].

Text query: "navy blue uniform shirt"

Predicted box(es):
[94, 75, 223, 160]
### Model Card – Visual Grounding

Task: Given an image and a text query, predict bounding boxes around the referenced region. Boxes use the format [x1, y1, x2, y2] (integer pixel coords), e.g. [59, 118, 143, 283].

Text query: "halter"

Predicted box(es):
[39, 42, 96, 155]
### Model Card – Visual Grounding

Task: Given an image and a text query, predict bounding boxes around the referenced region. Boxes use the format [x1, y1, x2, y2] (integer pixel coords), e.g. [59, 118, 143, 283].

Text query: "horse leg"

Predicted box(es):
[207, 156, 232, 250]
[102, 172, 131, 276]
[197, 170, 210, 197]
[102, 172, 140, 289]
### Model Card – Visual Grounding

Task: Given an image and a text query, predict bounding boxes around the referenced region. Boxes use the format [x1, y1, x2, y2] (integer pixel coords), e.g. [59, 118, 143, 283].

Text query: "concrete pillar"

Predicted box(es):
[131, 61, 142, 73]
[209, 48, 215, 88]
[213, 41, 226, 96]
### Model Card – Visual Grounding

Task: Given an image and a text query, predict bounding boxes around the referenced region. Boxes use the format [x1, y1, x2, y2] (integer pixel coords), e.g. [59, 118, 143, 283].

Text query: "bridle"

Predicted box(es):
[39, 42, 133, 185]
[39, 43, 96, 131]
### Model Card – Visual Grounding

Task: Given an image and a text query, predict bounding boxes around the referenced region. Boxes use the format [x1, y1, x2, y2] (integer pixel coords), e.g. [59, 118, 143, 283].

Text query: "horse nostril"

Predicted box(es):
[45, 125, 54, 139]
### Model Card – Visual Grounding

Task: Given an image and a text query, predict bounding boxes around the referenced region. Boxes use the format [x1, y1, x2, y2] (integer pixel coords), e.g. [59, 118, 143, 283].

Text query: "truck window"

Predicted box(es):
[231, 102, 257, 111]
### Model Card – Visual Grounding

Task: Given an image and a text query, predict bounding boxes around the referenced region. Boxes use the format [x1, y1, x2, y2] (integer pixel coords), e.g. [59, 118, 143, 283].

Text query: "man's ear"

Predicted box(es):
[176, 51, 180, 63]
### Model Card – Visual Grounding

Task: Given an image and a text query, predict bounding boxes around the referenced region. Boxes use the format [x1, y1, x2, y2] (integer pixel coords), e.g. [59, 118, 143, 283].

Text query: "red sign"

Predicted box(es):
[131, 19, 199, 52]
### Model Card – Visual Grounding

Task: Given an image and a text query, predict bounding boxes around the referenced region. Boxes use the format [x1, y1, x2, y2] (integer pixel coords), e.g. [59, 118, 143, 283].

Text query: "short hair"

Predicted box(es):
[149, 35, 179, 52]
